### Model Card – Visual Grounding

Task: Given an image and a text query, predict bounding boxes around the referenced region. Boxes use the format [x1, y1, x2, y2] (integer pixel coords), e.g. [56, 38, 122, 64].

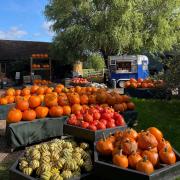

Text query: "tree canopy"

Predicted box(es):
[45, 0, 180, 64]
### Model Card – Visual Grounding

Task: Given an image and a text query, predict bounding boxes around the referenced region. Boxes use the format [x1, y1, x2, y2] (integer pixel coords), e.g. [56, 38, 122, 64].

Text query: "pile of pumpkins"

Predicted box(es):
[6, 85, 135, 123]
[32, 64, 50, 69]
[96, 127, 177, 175]
[31, 54, 48, 59]
[33, 79, 52, 85]
[19, 138, 93, 179]
[125, 78, 164, 89]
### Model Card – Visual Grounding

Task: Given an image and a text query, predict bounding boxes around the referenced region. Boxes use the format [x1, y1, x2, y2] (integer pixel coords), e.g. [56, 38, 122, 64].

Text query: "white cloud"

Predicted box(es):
[0, 27, 27, 40]
[42, 21, 54, 36]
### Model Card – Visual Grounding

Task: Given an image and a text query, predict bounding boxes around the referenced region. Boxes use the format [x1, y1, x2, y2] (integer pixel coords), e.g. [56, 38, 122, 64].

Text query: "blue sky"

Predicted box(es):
[0, 0, 53, 42]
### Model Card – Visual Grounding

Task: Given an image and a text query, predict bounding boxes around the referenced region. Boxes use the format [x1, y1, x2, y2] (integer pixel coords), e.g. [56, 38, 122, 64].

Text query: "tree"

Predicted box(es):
[45, 0, 180, 64]
[84, 53, 105, 70]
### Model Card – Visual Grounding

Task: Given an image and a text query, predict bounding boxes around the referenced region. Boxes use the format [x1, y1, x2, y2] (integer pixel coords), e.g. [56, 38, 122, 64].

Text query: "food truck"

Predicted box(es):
[108, 55, 149, 87]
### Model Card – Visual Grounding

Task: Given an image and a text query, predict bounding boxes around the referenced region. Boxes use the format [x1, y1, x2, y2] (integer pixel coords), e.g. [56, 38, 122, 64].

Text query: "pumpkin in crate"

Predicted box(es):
[138, 131, 158, 150]
[112, 149, 128, 168]
[128, 153, 142, 169]
[35, 106, 49, 118]
[136, 156, 154, 175]
[123, 128, 138, 140]
[44, 94, 58, 107]
[29, 96, 41, 108]
[21, 88, 31, 96]
[22, 109, 36, 121]
[142, 150, 159, 167]
[16, 99, 29, 111]
[7, 108, 22, 123]
[159, 147, 176, 165]
[147, 127, 163, 142]
[157, 138, 172, 151]
[49, 106, 63, 117]
[62, 106, 71, 115]
[6, 88, 15, 96]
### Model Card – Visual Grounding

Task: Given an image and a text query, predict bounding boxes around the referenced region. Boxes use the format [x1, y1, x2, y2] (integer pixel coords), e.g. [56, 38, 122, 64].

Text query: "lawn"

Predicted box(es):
[134, 98, 180, 151]
[0, 98, 180, 180]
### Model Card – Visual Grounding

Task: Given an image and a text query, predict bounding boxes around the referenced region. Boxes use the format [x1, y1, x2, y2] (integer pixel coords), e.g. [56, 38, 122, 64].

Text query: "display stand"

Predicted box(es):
[0, 103, 15, 120]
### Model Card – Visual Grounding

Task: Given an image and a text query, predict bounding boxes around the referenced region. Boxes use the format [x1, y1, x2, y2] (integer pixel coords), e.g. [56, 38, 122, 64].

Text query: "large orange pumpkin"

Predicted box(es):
[44, 94, 58, 107]
[49, 106, 63, 117]
[69, 93, 80, 104]
[71, 104, 82, 114]
[22, 109, 36, 121]
[16, 99, 29, 111]
[63, 106, 71, 115]
[29, 96, 41, 108]
[35, 106, 49, 118]
[7, 108, 22, 123]
[36, 87, 45, 95]
[21, 88, 31, 96]
[6, 88, 15, 96]
[80, 94, 89, 105]
[31, 85, 39, 94]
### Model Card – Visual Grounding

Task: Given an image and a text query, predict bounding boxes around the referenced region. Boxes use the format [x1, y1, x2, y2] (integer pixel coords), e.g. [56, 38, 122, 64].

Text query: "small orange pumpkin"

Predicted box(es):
[29, 95, 41, 108]
[35, 106, 49, 118]
[112, 150, 128, 168]
[80, 94, 89, 105]
[36, 87, 45, 95]
[44, 94, 58, 107]
[71, 104, 82, 114]
[142, 150, 159, 167]
[49, 106, 63, 117]
[22, 109, 36, 121]
[7, 108, 22, 123]
[0, 97, 8, 105]
[21, 88, 31, 96]
[128, 153, 142, 169]
[16, 99, 29, 111]
[62, 105, 71, 115]
[147, 127, 163, 142]
[15, 89, 21, 96]
[6, 88, 15, 96]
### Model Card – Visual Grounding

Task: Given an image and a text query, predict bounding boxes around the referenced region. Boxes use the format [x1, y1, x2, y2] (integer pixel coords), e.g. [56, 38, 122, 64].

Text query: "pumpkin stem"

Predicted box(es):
[143, 156, 147, 162]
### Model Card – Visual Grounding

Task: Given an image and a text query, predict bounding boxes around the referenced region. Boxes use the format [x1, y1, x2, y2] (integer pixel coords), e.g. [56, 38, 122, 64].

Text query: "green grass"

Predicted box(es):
[133, 98, 180, 151]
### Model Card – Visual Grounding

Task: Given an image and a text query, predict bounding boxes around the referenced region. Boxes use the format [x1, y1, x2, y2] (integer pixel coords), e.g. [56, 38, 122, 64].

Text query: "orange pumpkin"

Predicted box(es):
[7, 108, 22, 123]
[23, 95, 31, 101]
[29, 95, 41, 108]
[75, 86, 81, 93]
[106, 94, 116, 106]
[122, 95, 131, 102]
[22, 109, 36, 121]
[113, 104, 124, 112]
[96, 92, 107, 104]
[128, 153, 142, 169]
[58, 95, 69, 106]
[35, 106, 49, 118]
[36, 87, 45, 95]
[136, 156, 154, 175]
[6, 96, 15, 104]
[69, 93, 80, 104]
[31, 85, 39, 94]
[123, 128, 138, 140]
[112, 150, 128, 168]
[57, 84, 64, 89]
[45, 87, 53, 94]
[0, 97, 8, 105]
[38, 95, 45, 102]
[88, 94, 97, 104]
[127, 102, 135, 110]
[138, 131, 158, 150]
[157, 138, 172, 151]
[6, 88, 15, 96]
[62, 106, 71, 115]
[142, 150, 159, 167]
[15, 96, 22, 103]
[44, 94, 58, 107]
[49, 106, 63, 117]
[21, 88, 31, 96]
[16, 99, 29, 111]
[54, 86, 62, 94]
[147, 127, 163, 142]
[159, 147, 176, 165]
[15, 89, 21, 96]
[71, 104, 82, 114]
[80, 94, 89, 105]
